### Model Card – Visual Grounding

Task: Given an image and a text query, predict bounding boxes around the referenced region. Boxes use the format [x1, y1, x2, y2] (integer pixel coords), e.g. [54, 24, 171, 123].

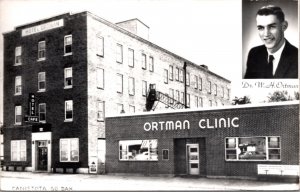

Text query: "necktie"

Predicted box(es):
[266, 55, 274, 78]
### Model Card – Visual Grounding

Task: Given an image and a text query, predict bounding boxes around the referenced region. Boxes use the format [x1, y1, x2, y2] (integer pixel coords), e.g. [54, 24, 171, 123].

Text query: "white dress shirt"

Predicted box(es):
[267, 40, 286, 75]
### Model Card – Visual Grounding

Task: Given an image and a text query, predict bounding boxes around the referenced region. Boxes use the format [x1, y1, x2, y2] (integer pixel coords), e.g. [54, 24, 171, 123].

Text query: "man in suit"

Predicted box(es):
[244, 5, 298, 79]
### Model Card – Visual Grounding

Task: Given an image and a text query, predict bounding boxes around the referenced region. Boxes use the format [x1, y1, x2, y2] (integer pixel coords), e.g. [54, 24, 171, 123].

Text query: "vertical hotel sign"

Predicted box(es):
[22, 19, 64, 37]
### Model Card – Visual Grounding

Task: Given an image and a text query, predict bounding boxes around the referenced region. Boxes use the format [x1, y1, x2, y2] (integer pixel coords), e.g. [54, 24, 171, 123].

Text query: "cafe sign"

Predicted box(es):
[22, 19, 64, 36]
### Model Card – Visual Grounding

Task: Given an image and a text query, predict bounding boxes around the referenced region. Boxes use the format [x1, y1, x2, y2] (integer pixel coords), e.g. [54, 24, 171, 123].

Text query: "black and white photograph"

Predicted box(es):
[0, 0, 299, 191]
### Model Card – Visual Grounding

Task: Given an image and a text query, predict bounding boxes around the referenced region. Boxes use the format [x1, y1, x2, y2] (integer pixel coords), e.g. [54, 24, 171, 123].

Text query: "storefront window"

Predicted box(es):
[225, 136, 280, 161]
[119, 140, 158, 161]
[60, 138, 79, 162]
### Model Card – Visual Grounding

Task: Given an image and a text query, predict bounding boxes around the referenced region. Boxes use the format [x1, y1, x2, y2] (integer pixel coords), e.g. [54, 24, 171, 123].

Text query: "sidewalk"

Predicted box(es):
[1, 171, 299, 191]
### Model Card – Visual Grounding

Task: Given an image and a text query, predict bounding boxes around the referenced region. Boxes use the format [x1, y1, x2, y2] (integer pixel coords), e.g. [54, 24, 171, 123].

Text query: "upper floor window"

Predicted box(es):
[129, 105, 135, 113]
[64, 67, 73, 89]
[227, 89, 230, 100]
[194, 96, 199, 108]
[149, 56, 154, 72]
[179, 69, 184, 82]
[180, 92, 184, 104]
[65, 100, 73, 121]
[199, 77, 202, 91]
[11, 140, 26, 161]
[15, 76, 22, 95]
[60, 138, 79, 162]
[214, 84, 217, 96]
[169, 88, 174, 104]
[64, 35, 72, 55]
[175, 90, 180, 102]
[141, 53, 147, 69]
[208, 81, 212, 94]
[39, 103, 46, 123]
[142, 80, 147, 97]
[199, 97, 203, 107]
[15, 46, 22, 65]
[209, 100, 212, 107]
[116, 44, 123, 63]
[175, 67, 179, 81]
[97, 68, 104, 89]
[194, 75, 198, 89]
[186, 72, 190, 86]
[164, 69, 168, 84]
[97, 101, 105, 122]
[15, 105, 22, 125]
[128, 77, 135, 96]
[38, 72, 46, 92]
[169, 65, 174, 81]
[128, 48, 134, 67]
[96, 35, 104, 57]
[186, 93, 190, 107]
[38, 41, 46, 60]
[117, 73, 123, 94]
[117, 103, 124, 114]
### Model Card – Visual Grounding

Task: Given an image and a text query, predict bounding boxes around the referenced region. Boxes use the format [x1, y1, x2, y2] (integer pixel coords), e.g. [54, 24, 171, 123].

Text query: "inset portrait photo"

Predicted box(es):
[242, 0, 298, 79]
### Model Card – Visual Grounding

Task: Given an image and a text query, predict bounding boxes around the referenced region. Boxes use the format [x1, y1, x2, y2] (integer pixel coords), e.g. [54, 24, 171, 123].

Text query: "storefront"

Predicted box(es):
[105, 102, 299, 181]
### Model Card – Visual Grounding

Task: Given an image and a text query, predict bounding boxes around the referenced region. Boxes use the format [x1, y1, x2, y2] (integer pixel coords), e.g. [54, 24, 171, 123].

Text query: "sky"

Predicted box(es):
[0, 0, 299, 123]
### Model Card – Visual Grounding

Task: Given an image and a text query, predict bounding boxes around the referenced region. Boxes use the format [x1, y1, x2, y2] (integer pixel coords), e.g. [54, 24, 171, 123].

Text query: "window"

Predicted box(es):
[38, 72, 46, 92]
[175, 90, 180, 102]
[119, 140, 158, 161]
[129, 105, 135, 113]
[222, 87, 225, 98]
[116, 74, 123, 94]
[149, 56, 154, 72]
[142, 80, 147, 96]
[180, 92, 184, 104]
[15, 76, 22, 95]
[38, 41, 46, 60]
[179, 69, 184, 82]
[15, 106, 22, 125]
[97, 68, 104, 89]
[141, 53, 147, 69]
[199, 77, 202, 91]
[227, 89, 230, 100]
[128, 77, 135, 96]
[96, 35, 104, 57]
[186, 72, 190, 86]
[208, 81, 212, 94]
[162, 149, 169, 160]
[11, 140, 26, 161]
[215, 101, 218, 106]
[194, 75, 198, 89]
[97, 101, 105, 121]
[117, 103, 124, 114]
[194, 96, 198, 108]
[169, 88, 174, 104]
[116, 44, 123, 63]
[199, 97, 203, 107]
[39, 103, 46, 123]
[60, 138, 79, 162]
[128, 48, 134, 67]
[186, 93, 190, 107]
[169, 65, 174, 81]
[64, 35, 72, 55]
[64, 67, 73, 89]
[65, 100, 73, 121]
[15, 46, 22, 65]
[164, 69, 168, 84]
[214, 84, 217, 96]
[175, 67, 179, 81]
[225, 137, 281, 161]
[209, 100, 212, 107]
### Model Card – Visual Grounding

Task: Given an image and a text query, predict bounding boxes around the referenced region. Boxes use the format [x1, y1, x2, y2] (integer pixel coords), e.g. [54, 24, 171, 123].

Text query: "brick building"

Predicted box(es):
[105, 102, 299, 181]
[3, 12, 230, 173]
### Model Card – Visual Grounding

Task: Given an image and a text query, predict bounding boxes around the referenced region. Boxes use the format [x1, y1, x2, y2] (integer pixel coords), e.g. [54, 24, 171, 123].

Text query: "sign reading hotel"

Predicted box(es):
[143, 117, 239, 131]
[22, 19, 64, 36]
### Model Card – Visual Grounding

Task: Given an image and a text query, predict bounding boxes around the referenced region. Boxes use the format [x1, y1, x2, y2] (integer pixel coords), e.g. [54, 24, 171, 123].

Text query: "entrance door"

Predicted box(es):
[37, 141, 48, 171]
[187, 144, 199, 175]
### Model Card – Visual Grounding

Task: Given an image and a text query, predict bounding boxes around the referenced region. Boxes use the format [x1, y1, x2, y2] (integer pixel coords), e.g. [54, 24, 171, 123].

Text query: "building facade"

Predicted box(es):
[3, 12, 230, 173]
[105, 102, 299, 181]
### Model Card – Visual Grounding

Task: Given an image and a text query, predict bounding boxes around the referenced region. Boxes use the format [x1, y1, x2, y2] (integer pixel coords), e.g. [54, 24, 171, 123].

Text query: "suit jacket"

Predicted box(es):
[244, 40, 298, 79]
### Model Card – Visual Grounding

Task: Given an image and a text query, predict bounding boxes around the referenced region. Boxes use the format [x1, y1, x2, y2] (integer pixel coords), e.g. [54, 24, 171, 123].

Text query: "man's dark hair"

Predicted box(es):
[257, 5, 285, 22]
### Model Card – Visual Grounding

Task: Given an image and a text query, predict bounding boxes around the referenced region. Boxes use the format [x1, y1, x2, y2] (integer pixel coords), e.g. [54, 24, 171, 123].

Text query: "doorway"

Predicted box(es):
[37, 141, 48, 171]
[186, 144, 199, 175]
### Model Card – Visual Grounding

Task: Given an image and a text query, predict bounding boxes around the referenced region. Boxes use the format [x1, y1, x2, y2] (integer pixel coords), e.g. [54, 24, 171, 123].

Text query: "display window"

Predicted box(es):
[225, 136, 280, 161]
[119, 140, 158, 161]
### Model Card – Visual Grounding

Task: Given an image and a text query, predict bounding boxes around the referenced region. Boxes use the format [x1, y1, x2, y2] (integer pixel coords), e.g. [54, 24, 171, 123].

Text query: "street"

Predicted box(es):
[0, 171, 299, 191]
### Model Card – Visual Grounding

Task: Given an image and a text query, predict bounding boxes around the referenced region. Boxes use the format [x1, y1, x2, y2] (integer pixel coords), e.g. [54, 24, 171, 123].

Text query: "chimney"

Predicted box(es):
[116, 18, 149, 40]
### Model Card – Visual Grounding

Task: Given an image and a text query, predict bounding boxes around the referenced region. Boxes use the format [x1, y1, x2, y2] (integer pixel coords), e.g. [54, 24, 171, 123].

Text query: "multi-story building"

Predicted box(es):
[3, 12, 230, 173]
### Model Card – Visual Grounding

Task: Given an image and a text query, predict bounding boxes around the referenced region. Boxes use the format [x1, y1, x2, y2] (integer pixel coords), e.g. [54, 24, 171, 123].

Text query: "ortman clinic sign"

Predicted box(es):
[143, 117, 239, 131]
[22, 19, 64, 37]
